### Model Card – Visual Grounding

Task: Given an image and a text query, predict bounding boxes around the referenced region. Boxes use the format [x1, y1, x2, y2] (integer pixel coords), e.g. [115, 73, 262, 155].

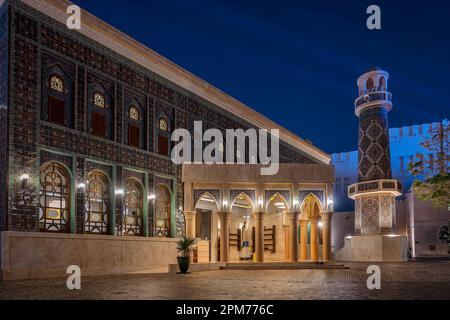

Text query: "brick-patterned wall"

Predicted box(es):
[6, 0, 318, 234]
[0, 2, 9, 231]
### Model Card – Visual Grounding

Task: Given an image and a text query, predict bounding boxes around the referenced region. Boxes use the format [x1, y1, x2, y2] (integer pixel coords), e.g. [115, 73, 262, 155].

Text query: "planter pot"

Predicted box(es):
[177, 256, 190, 274]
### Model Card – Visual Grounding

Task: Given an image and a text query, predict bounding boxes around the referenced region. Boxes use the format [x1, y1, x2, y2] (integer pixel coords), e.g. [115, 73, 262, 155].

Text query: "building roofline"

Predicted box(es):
[23, 0, 331, 165]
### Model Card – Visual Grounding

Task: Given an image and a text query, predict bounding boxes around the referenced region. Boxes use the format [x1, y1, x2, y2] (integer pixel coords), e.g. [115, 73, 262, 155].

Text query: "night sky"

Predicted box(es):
[73, 0, 450, 154]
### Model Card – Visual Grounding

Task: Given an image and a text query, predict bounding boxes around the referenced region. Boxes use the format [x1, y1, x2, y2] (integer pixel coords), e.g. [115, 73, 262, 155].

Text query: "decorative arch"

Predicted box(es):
[230, 190, 255, 209]
[366, 78, 375, 93]
[88, 83, 113, 139]
[123, 178, 144, 236]
[42, 64, 74, 128]
[125, 99, 145, 149]
[85, 170, 111, 234]
[39, 161, 72, 233]
[194, 189, 221, 210]
[230, 192, 255, 211]
[379, 76, 386, 91]
[156, 111, 172, 156]
[265, 190, 290, 211]
[300, 193, 323, 220]
[194, 191, 220, 210]
[155, 184, 172, 237]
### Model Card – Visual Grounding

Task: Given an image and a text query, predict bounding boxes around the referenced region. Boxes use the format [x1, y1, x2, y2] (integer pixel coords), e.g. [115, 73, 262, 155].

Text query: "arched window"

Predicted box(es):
[366, 78, 375, 93]
[88, 83, 112, 139]
[94, 92, 105, 108]
[155, 184, 171, 237]
[39, 162, 71, 233]
[124, 179, 143, 236]
[48, 75, 67, 126]
[126, 103, 144, 148]
[159, 118, 168, 132]
[379, 77, 386, 91]
[129, 106, 140, 121]
[157, 114, 171, 156]
[85, 171, 110, 234]
[45, 71, 73, 127]
[50, 75, 64, 93]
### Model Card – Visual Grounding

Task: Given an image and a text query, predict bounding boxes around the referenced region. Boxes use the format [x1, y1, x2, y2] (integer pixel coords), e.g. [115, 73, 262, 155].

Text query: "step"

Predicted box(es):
[220, 262, 348, 271]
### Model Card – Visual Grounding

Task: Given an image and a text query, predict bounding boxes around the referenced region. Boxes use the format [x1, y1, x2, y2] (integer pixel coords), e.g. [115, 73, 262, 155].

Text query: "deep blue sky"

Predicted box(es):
[73, 0, 450, 154]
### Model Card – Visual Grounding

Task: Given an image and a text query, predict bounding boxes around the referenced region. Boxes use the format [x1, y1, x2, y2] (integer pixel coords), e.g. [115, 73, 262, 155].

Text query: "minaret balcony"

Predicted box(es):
[354, 91, 392, 116]
[348, 179, 402, 200]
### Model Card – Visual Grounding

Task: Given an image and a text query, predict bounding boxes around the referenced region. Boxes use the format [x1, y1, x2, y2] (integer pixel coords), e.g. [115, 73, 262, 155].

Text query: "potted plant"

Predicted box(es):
[177, 237, 197, 274]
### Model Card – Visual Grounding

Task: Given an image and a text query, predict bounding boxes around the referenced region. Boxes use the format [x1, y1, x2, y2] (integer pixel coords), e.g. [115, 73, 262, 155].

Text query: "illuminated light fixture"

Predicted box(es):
[345, 236, 353, 240]
[274, 202, 285, 207]
[328, 199, 334, 205]
[77, 182, 86, 189]
[148, 194, 156, 201]
[293, 199, 299, 208]
[318, 221, 324, 227]
[386, 234, 399, 238]
[115, 189, 124, 195]
[223, 200, 228, 209]
[19, 173, 30, 182]
[200, 197, 215, 203]
[258, 198, 263, 208]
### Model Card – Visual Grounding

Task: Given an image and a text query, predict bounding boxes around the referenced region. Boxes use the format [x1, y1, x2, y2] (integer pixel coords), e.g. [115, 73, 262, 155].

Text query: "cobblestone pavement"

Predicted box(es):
[1, 260, 450, 300]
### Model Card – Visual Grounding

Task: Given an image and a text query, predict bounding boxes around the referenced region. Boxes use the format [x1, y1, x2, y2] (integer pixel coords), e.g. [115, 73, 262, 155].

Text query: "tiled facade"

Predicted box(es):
[0, 0, 319, 238]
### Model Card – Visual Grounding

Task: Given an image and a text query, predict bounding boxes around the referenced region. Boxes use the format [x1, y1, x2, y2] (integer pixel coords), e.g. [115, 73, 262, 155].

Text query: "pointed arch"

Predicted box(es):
[155, 183, 172, 237]
[85, 170, 111, 234]
[39, 161, 72, 233]
[194, 191, 220, 211]
[231, 192, 254, 211]
[265, 192, 289, 211]
[123, 178, 144, 236]
[300, 193, 323, 220]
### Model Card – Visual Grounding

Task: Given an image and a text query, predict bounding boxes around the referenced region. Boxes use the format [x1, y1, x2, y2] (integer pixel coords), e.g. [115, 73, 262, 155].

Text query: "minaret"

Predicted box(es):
[349, 67, 402, 236]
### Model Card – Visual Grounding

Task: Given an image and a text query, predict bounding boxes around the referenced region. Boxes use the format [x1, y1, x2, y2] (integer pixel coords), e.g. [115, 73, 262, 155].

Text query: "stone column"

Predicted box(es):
[184, 211, 197, 239]
[299, 219, 308, 261]
[321, 212, 333, 261]
[253, 212, 265, 263]
[283, 225, 290, 261]
[218, 211, 231, 263]
[287, 212, 300, 262]
[310, 217, 319, 262]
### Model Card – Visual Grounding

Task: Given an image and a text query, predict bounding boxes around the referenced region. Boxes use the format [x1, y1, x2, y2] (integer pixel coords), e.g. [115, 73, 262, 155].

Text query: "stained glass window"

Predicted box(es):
[159, 118, 168, 131]
[94, 93, 106, 108]
[85, 171, 110, 234]
[39, 163, 70, 233]
[129, 106, 140, 121]
[124, 179, 143, 236]
[50, 75, 64, 93]
[155, 184, 171, 237]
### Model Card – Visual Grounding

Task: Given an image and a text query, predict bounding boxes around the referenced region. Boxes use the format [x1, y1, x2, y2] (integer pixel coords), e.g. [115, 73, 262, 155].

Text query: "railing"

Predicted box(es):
[355, 91, 392, 108]
[348, 179, 402, 198]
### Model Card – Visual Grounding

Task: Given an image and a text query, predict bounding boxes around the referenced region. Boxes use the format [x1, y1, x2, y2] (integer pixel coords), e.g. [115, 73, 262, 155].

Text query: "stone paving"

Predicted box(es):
[0, 260, 450, 300]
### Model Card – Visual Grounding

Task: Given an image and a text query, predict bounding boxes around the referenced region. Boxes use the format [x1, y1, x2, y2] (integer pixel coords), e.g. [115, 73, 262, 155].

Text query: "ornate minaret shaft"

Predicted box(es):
[348, 68, 402, 236]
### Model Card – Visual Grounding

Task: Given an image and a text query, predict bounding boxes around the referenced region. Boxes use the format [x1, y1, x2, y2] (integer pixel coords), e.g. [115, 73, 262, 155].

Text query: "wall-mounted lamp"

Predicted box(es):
[258, 197, 263, 210]
[223, 199, 228, 211]
[19, 173, 30, 182]
[148, 194, 156, 201]
[293, 199, 299, 211]
[318, 221, 323, 228]
[115, 189, 124, 196]
[77, 182, 86, 189]
[328, 198, 334, 211]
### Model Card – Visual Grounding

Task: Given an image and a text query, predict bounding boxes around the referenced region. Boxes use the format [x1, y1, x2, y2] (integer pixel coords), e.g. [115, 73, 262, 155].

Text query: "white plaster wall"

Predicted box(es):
[1, 232, 178, 280]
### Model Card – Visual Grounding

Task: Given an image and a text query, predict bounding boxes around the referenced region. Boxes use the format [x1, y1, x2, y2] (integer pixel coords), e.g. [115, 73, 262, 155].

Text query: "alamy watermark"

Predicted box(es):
[367, 265, 381, 290]
[171, 121, 280, 176]
[66, 5, 81, 30]
[66, 265, 81, 290]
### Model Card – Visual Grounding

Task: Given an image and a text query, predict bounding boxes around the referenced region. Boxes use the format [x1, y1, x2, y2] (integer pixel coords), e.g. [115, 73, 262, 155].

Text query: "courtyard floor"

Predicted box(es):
[0, 260, 450, 300]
